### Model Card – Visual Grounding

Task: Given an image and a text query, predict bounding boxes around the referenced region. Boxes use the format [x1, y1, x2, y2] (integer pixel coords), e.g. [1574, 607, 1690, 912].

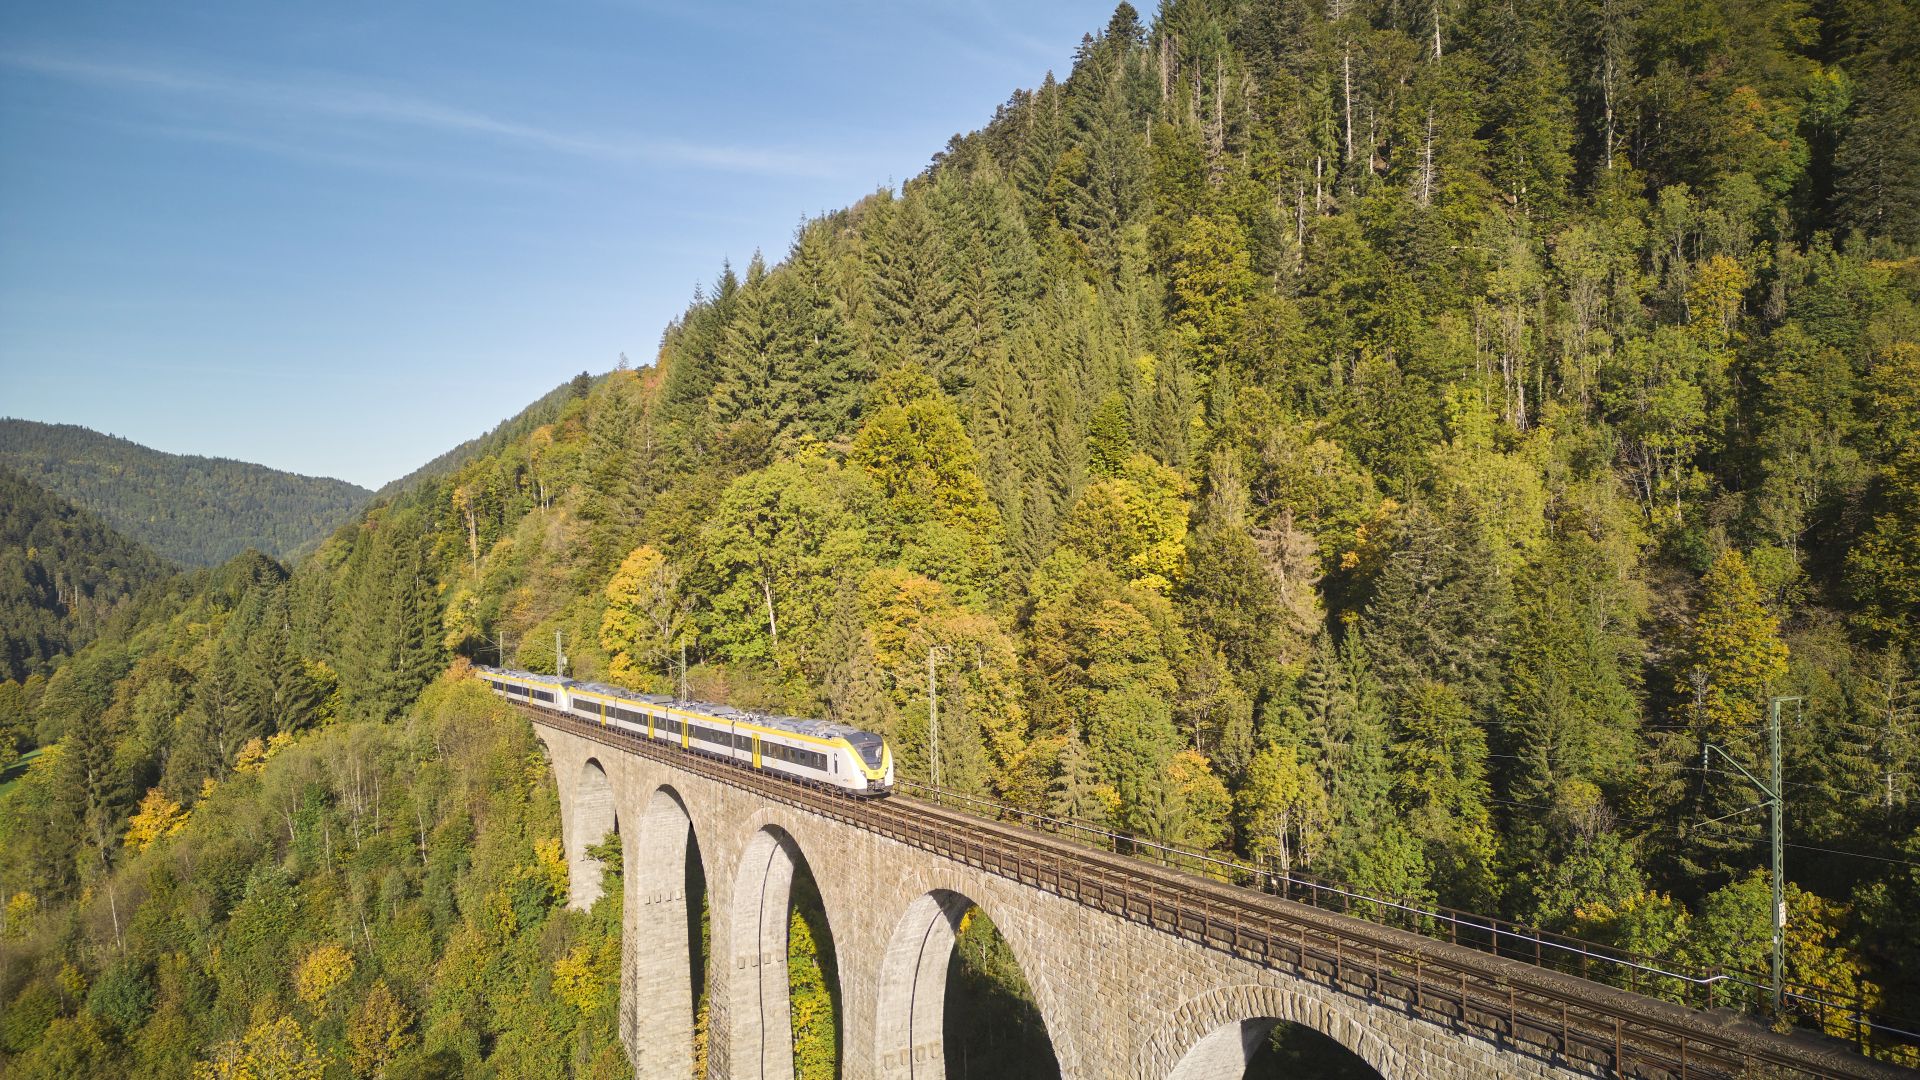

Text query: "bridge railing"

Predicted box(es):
[892, 779, 1920, 1067]
[521, 704, 1914, 1079]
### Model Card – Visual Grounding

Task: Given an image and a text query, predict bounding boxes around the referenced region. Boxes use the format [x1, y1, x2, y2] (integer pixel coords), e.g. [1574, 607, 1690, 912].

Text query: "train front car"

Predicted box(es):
[839, 729, 893, 796]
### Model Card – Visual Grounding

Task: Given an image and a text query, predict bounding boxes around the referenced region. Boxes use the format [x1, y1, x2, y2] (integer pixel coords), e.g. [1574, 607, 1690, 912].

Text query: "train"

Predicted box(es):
[474, 665, 895, 796]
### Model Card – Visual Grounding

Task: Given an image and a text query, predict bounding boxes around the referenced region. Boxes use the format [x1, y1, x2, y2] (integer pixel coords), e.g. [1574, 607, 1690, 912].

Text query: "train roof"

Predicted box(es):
[477, 665, 882, 745]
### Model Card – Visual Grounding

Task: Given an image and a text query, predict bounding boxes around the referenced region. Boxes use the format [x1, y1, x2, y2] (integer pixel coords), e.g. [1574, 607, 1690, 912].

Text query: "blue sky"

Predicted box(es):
[0, 1, 1118, 489]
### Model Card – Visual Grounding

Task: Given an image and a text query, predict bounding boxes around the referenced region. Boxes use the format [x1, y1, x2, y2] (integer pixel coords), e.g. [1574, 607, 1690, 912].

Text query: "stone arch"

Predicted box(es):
[873, 888, 1062, 1080]
[728, 824, 837, 1080]
[623, 783, 706, 1080]
[568, 758, 618, 910]
[1142, 984, 1405, 1080]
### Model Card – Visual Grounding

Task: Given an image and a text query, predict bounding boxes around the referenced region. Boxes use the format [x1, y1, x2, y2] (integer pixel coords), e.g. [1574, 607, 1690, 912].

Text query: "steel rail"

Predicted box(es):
[516, 703, 1910, 1080]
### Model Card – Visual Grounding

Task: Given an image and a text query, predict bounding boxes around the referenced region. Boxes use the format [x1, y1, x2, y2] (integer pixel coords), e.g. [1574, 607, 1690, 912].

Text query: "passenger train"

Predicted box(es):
[475, 665, 894, 796]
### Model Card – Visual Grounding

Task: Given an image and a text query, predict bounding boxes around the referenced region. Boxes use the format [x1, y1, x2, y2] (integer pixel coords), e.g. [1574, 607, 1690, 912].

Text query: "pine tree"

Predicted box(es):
[1846, 343, 1920, 646]
[1831, 0, 1920, 243]
[1169, 213, 1257, 379]
[1086, 392, 1134, 477]
[580, 374, 646, 572]
[168, 645, 256, 791]
[1842, 646, 1919, 817]
[1498, 532, 1646, 864]
[235, 585, 324, 736]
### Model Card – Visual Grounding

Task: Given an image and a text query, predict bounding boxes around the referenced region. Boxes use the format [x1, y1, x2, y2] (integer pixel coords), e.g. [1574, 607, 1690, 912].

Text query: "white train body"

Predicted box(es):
[475, 665, 894, 796]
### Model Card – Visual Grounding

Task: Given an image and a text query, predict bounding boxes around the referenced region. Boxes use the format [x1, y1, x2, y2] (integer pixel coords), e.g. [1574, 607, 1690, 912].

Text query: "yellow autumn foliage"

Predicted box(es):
[3, 891, 38, 938]
[193, 1008, 325, 1080]
[124, 788, 189, 852]
[295, 944, 356, 1008]
[533, 837, 569, 902]
[234, 737, 269, 774]
[552, 945, 605, 1014]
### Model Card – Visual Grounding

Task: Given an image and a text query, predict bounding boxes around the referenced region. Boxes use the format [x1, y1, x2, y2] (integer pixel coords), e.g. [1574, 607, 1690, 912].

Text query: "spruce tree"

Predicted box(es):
[1365, 507, 1503, 709]
[782, 224, 869, 439]
[866, 193, 967, 394]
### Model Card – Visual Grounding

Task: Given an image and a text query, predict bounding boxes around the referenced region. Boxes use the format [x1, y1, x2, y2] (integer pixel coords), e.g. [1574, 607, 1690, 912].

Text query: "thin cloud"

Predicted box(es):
[0, 49, 839, 178]
[129, 121, 577, 192]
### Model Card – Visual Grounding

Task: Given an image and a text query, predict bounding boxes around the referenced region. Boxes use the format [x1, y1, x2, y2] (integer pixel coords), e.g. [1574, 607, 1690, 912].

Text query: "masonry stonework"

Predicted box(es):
[534, 720, 1597, 1080]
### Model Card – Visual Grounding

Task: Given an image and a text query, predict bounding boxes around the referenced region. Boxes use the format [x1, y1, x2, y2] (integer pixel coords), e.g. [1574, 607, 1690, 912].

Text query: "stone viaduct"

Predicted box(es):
[525, 707, 1900, 1080]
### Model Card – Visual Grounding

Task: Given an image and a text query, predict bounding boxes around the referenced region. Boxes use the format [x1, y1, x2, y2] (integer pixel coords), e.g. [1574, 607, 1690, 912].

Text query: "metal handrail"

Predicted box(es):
[897, 778, 1920, 1052]
[517, 703, 1912, 1079]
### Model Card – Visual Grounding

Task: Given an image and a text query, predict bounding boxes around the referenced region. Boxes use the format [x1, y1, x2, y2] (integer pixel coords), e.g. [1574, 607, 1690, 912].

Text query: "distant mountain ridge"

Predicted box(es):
[0, 464, 170, 681]
[0, 419, 369, 568]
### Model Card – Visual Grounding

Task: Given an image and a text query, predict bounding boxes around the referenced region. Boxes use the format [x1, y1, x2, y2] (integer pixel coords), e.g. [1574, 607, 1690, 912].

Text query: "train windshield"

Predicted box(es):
[846, 731, 885, 769]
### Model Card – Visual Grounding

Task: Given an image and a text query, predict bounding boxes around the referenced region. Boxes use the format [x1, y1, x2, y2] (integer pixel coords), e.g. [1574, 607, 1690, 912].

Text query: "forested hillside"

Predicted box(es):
[3, 0, 1919, 1074]
[0, 466, 170, 686]
[0, 420, 370, 567]
[370, 373, 597, 502]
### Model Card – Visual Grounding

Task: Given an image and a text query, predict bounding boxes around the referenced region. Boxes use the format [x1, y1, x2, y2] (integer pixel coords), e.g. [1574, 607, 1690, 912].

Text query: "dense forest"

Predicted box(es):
[0, 466, 170, 687]
[0, 419, 370, 567]
[4, 0, 1920, 1073]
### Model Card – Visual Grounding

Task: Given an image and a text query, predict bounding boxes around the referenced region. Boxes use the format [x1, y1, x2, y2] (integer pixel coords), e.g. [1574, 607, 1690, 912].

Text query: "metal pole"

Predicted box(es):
[1700, 692, 1798, 1018]
[1769, 696, 1795, 1017]
[679, 641, 688, 700]
[555, 630, 565, 678]
[928, 644, 951, 789]
[929, 646, 940, 789]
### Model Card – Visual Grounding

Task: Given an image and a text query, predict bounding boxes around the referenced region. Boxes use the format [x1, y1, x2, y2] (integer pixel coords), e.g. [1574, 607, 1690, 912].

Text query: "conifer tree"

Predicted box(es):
[1847, 343, 1920, 646]
[865, 193, 966, 393]
[782, 223, 869, 439]
[710, 255, 801, 443]
[1678, 548, 1790, 743]
[1365, 508, 1503, 709]
[1394, 679, 1497, 906]
[1086, 392, 1134, 477]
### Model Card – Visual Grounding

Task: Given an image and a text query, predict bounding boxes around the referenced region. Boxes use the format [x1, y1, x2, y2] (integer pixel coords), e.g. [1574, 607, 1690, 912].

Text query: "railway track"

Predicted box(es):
[518, 702, 1910, 1080]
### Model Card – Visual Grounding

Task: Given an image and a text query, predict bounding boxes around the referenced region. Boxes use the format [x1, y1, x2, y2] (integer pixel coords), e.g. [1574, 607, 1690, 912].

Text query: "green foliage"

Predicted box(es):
[0, 466, 170, 681]
[787, 874, 838, 1079]
[600, 545, 685, 690]
[1059, 454, 1191, 592]
[0, 419, 368, 567]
